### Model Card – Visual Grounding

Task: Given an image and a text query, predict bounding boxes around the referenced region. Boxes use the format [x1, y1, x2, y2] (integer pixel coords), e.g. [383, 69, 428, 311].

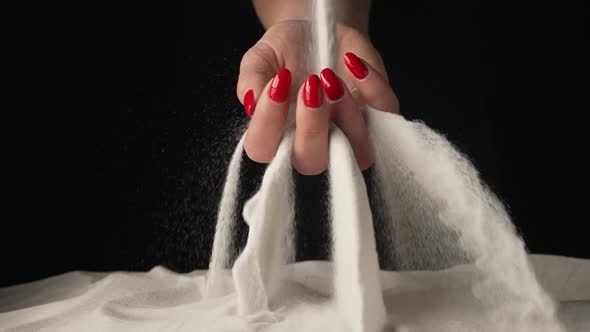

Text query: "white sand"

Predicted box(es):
[206, 105, 573, 331]
[1, 255, 588, 331]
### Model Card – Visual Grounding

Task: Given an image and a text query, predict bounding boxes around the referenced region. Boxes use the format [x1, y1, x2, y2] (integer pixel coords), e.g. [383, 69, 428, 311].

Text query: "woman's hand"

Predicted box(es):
[238, 21, 398, 175]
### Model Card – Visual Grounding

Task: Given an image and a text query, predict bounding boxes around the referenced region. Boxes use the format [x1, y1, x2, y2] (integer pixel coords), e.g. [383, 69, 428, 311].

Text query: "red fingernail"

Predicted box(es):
[268, 68, 291, 103]
[344, 52, 368, 79]
[320, 68, 344, 101]
[244, 89, 255, 117]
[303, 74, 322, 108]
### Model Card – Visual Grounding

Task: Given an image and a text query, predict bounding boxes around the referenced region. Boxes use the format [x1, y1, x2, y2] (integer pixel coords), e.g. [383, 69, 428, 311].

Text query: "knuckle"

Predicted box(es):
[244, 144, 274, 164]
[295, 163, 327, 176]
[240, 42, 276, 72]
[298, 125, 327, 141]
[237, 42, 279, 100]
[293, 152, 328, 175]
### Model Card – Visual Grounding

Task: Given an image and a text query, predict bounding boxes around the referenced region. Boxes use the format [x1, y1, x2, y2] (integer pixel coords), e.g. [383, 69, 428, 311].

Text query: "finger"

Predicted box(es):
[320, 68, 373, 170]
[293, 75, 330, 175]
[237, 42, 280, 117]
[343, 52, 399, 114]
[244, 68, 292, 163]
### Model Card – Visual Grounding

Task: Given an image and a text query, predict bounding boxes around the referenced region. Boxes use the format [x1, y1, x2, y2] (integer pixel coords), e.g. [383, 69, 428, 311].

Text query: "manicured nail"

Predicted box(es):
[303, 74, 322, 108]
[344, 52, 368, 79]
[268, 68, 291, 103]
[320, 68, 344, 101]
[244, 89, 255, 117]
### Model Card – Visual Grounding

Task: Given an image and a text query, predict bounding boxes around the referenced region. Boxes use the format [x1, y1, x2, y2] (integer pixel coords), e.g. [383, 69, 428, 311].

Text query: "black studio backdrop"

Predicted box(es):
[3, 0, 587, 286]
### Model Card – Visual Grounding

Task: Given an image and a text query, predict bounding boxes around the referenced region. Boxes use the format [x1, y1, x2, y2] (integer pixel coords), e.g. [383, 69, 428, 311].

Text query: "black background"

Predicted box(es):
[3, 0, 587, 286]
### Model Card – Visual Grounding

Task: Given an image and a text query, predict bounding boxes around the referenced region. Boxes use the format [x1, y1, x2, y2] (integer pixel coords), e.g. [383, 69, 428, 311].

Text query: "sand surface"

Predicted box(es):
[1, 254, 588, 331]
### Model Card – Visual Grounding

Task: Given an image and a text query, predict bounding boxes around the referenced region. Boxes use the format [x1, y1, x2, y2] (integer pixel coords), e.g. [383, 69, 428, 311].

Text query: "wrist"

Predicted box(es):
[253, 0, 369, 34]
[336, 0, 370, 36]
[253, 0, 309, 30]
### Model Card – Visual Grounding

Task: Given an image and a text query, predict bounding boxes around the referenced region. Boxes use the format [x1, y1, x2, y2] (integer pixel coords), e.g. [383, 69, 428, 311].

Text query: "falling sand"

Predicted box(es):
[206, 0, 566, 331]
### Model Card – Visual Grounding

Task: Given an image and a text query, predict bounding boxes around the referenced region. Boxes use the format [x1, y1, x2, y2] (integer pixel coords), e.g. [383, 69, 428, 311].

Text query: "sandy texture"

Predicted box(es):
[1, 255, 588, 331]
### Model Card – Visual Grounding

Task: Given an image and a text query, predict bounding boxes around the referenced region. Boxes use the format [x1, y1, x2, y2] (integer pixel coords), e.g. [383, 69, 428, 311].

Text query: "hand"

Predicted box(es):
[237, 21, 399, 175]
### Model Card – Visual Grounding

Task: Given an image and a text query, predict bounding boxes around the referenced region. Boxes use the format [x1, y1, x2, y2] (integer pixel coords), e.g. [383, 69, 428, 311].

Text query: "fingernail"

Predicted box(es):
[320, 68, 344, 101]
[268, 68, 291, 103]
[244, 89, 255, 117]
[344, 52, 368, 79]
[303, 74, 322, 108]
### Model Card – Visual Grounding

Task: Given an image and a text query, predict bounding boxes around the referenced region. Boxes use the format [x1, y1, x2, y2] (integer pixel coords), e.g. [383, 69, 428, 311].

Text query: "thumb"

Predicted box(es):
[237, 42, 280, 116]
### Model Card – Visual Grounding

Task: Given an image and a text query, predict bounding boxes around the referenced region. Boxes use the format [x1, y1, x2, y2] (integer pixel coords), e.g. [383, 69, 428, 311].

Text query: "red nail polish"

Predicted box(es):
[320, 68, 344, 101]
[244, 89, 255, 117]
[268, 68, 291, 103]
[303, 74, 322, 108]
[344, 52, 368, 79]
